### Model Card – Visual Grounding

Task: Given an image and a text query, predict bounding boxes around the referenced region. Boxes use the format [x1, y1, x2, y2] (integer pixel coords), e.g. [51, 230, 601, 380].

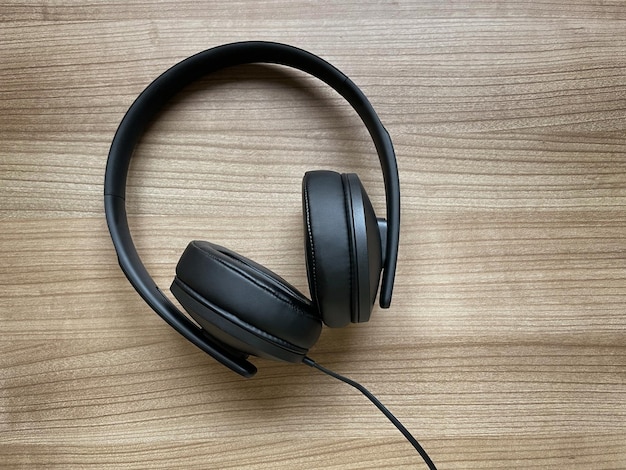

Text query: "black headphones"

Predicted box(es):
[104, 41, 400, 378]
[104, 42, 440, 469]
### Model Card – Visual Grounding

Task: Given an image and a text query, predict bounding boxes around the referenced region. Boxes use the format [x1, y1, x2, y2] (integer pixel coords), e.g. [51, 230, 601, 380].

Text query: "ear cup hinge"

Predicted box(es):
[377, 218, 387, 267]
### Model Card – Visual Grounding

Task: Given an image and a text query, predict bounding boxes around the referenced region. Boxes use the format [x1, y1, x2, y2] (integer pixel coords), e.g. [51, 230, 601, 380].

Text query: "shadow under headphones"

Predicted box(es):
[104, 41, 400, 378]
[104, 42, 439, 469]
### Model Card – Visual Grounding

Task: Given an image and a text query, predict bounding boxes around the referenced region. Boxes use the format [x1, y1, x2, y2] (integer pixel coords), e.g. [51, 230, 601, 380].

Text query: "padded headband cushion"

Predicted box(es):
[174, 241, 322, 352]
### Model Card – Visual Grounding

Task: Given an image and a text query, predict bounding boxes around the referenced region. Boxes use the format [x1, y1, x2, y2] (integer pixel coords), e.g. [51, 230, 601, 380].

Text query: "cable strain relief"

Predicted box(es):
[302, 356, 316, 367]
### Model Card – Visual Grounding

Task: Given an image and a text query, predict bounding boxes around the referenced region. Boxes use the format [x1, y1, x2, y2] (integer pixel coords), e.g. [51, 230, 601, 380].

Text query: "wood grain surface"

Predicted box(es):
[1, 1, 625, 468]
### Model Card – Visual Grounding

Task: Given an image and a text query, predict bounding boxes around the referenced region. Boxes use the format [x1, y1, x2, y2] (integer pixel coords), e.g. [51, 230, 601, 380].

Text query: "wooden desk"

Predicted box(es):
[1, 2, 624, 468]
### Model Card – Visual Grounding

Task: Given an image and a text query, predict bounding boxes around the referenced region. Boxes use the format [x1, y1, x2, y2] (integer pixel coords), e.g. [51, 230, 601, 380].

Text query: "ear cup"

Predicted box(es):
[302, 171, 383, 327]
[170, 241, 322, 363]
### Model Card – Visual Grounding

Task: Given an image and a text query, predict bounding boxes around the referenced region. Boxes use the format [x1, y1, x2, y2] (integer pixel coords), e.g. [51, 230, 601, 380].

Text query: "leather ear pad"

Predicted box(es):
[302, 171, 383, 328]
[170, 241, 322, 363]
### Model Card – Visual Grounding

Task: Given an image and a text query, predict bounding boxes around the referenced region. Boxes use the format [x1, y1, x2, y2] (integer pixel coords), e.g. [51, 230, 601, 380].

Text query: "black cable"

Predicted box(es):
[303, 357, 438, 470]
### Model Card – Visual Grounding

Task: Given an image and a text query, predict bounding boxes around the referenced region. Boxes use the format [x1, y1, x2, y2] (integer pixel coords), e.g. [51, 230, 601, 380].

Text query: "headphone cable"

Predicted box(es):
[303, 357, 437, 470]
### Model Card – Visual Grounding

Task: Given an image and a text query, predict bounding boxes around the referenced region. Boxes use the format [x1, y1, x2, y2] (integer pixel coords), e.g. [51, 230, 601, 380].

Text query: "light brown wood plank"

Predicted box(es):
[1, 1, 625, 468]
